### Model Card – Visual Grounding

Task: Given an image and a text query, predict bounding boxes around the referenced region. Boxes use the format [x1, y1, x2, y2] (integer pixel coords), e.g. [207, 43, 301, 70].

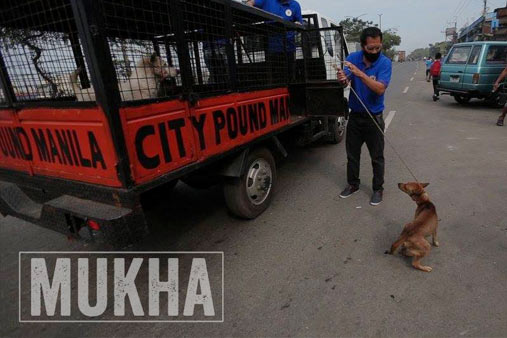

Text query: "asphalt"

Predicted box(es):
[1, 61, 506, 337]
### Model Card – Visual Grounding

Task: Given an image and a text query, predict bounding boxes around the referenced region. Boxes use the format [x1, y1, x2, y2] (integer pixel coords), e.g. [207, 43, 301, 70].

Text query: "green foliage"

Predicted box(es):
[382, 29, 402, 59]
[408, 47, 431, 60]
[339, 18, 377, 42]
[409, 41, 452, 60]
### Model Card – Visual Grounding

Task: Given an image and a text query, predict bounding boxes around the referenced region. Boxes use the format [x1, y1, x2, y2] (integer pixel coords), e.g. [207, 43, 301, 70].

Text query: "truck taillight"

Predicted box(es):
[87, 220, 100, 231]
[473, 73, 480, 84]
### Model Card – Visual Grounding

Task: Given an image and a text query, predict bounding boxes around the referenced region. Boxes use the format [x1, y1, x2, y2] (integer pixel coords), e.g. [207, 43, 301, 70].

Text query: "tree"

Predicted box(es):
[1, 27, 66, 97]
[339, 18, 377, 42]
[339, 19, 401, 60]
[408, 47, 430, 60]
[382, 29, 402, 59]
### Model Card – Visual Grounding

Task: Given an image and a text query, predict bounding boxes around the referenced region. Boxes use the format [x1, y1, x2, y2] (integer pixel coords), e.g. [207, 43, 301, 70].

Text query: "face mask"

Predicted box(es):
[364, 51, 380, 63]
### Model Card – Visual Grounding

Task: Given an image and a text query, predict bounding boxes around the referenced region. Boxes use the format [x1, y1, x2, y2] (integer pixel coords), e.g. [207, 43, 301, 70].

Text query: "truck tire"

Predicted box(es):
[454, 95, 471, 104]
[223, 147, 276, 219]
[325, 116, 347, 144]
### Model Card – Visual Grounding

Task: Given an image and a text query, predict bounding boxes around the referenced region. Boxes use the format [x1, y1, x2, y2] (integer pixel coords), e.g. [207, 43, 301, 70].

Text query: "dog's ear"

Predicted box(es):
[421, 183, 430, 188]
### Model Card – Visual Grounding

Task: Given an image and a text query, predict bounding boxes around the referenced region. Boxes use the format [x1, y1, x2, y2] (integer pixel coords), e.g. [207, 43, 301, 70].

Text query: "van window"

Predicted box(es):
[468, 46, 482, 65]
[321, 18, 329, 28]
[447, 46, 471, 64]
[485, 45, 507, 65]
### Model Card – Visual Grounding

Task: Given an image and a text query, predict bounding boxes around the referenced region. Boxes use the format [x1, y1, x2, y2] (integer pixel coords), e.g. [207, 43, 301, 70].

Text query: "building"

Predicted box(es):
[458, 7, 507, 42]
[493, 7, 507, 41]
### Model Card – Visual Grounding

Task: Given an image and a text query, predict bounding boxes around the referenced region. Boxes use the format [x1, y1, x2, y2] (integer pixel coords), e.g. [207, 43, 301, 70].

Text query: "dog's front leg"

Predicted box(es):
[411, 240, 432, 272]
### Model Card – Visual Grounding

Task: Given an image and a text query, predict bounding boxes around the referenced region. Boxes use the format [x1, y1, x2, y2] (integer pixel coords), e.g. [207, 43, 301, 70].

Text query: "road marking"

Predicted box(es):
[414, 72, 417, 75]
[410, 77, 414, 82]
[403, 86, 409, 93]
[384, 111, 396, 131]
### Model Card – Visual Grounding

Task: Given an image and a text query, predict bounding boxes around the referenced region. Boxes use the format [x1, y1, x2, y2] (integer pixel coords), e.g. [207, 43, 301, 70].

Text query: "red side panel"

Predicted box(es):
[0, 88, 292, 187]
[192, 88, 291, 160]
[0, 109, 32, 174]
[0, 107, 122, 187]
[123, 88, 291, 184]
[120, 100, 197, 184]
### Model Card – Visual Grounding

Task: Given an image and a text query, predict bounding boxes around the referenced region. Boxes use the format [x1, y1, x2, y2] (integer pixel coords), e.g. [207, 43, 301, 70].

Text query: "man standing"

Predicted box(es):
[337, 27, 392, 206]
[425, 57, 433, 82]
[430, 53, 442, 101]
[493, 65, 507, 126]
[247, 0, 303, 84]
[247, 0, 302, 24]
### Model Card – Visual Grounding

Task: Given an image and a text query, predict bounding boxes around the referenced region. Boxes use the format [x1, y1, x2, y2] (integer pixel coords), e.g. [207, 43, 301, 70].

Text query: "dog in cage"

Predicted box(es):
[70, 53, 178, 101]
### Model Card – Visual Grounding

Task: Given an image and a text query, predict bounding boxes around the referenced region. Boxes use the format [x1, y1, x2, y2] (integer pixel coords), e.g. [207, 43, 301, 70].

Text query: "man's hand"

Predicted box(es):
[246, 0, 255, 6]
[337, 69, 349, 85]
[344, 61, 364, 78]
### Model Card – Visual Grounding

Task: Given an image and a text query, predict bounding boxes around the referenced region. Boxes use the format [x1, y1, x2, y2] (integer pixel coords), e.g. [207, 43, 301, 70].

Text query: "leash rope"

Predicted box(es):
[332, 61, 420, 183]
[347, 84, 420, 183]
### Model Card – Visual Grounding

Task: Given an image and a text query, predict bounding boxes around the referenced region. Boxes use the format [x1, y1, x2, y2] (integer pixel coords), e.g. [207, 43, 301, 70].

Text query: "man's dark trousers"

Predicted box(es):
[346, 111, 385, 191]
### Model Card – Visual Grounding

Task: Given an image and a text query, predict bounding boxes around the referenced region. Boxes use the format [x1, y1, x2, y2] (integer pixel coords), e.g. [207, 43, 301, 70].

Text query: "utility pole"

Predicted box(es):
[483, 0, 488, 16]
[378, 13, 383, 31]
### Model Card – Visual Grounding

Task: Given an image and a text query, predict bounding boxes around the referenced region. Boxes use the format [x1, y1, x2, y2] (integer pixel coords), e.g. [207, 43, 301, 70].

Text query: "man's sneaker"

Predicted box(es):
[432, 94, 439, 102]
[339, 185, 359, 199]
[370, 190, 383, 206]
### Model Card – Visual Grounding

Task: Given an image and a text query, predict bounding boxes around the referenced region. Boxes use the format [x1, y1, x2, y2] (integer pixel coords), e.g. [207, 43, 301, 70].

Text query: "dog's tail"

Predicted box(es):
[388, 234, 408, 255]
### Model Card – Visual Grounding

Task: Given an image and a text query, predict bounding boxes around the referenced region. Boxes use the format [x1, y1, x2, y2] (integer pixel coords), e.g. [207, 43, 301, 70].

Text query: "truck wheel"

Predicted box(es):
[454, 95, 471, 104]
[325, 116, 347, 144]
[223, 147, 276, 219]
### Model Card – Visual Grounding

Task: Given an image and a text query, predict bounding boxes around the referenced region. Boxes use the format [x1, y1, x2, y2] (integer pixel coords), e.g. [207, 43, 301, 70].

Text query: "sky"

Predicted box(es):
[296, 0, 507, 53]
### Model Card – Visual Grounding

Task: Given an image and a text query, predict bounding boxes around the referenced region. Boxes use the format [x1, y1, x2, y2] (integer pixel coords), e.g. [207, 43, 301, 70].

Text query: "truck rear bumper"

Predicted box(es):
[0, 181, 147, 247]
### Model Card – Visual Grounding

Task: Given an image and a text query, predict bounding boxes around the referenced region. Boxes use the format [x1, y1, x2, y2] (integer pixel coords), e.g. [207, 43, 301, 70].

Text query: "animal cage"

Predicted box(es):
[0, 0, 346, 107]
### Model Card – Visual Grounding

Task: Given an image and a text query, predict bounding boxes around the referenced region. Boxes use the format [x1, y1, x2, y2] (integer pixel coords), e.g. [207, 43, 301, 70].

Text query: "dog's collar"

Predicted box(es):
[409, 191, 424, 197]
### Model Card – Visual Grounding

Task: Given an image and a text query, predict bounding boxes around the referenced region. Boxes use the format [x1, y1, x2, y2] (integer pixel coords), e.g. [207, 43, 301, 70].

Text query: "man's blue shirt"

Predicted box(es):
[425, 59, 432, 69]
[254, 0, 303, 52]
[344, 51, 392, 115]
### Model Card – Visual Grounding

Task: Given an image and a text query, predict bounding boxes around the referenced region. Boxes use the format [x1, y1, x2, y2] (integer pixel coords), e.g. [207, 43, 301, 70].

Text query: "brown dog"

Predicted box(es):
[387, 182, 439, 272]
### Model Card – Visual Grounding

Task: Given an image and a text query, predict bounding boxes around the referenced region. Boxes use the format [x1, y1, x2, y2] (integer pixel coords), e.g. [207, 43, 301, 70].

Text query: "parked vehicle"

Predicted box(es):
[438, 41, 507, 106]
[0, 0, 349, 247]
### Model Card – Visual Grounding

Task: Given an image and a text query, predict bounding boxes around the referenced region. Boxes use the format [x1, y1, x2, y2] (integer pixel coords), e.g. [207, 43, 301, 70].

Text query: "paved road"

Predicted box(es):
[1, 61, 506, 337]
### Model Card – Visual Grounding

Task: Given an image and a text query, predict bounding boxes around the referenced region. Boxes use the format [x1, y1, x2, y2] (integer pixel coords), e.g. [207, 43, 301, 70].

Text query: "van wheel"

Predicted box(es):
[325, 116, 347, 144]
[486, 94, 506, 108]
[223, 147, 276, 219]
[454, 95, 471, 104]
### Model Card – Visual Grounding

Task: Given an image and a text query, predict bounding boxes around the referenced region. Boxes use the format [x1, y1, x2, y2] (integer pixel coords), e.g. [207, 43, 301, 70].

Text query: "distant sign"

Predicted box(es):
[446, 27, 457, 36]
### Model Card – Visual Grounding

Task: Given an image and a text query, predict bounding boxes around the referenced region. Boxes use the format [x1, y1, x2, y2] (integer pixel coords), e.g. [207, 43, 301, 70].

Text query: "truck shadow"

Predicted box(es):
[138, 139, 337, 250]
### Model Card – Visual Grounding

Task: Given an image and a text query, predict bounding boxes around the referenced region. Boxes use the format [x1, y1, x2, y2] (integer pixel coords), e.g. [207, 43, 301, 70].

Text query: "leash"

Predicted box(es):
[333, 63, 420, 183]
[347, 85, 420, 183]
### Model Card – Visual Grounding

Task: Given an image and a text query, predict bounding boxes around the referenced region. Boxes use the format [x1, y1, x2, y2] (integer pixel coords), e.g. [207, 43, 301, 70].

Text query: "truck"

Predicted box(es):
[398, 51, 406, 63]
[0, 0, 349, 247]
